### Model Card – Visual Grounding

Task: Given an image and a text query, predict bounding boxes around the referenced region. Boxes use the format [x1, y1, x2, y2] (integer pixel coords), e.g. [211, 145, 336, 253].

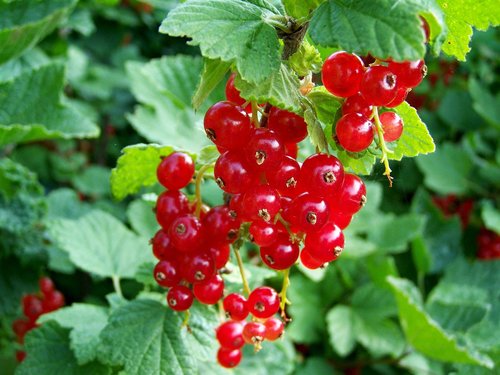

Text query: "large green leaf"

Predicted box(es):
[127, 199, 159, 239]
[126, 56, 219, 152]
[326, 305, 357, 356]
[16, 322, 110, 375]
[387, 276, 493, 367]
[0, 0, 77, 64]
[50, 210, 152, 279]
[0, 63, 99, 146]
[437, 0, 500, 60]
[160, 0, 282, 84]
[310, 0, 426, 61]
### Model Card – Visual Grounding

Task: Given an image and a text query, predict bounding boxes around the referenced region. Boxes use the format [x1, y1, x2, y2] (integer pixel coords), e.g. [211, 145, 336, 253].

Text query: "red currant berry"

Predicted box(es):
[360, 66, 398, 106]
[204, 101, 252, 150]
[305, 222, 344, 263]
[388, 60, 426, 88]
[242, 321, 267, 344]
[223, 293, 249, 321]
[247, 286, 280, 319]
[183, 252, 215, 284]
[208, 243, 231, 269]
[216, 321, 245, 349]
[12, 319, 31, 341]
[329, 211, 353, 230]
[169, 214, 203, 252]
[157, 152, 194, 190]
[329, 173, 367, 215]
[266, 156, 300, 198]
[322, 51, 365, 98]
[167, 285, 193, 311]
[244, 128, 285, 172]
[151, 230, 175, 260]
[193, 274, 224, 305]
[214, 151, 254, 194]
[260, 234, 299, 270]
[41, 290, 65, 313]
[225, 73, 246, 107]
[22, 295, 44, 321]
[300, 247, 324, 269]
[16, 351, 26, 363]
[264, 317, 284, 341]
[217, 347, 242, 368]
[342, 93, 373, 118]
[242, 185, 281, 223]
[287, 192, 330, 233]
[154, 259, 181, 288]
[385, 86, 409, 108]
[155, 191, 191, 230]
[268, 107, 308, 143]
[249, 221, 279, 247]
[336, 113, 374, 152]
[379, 111, 404, 142]
[202, 206, 240, 245]
[298, 153, 344, 197]
[284, 142, 298, 159]
[39, 277, 55, 296]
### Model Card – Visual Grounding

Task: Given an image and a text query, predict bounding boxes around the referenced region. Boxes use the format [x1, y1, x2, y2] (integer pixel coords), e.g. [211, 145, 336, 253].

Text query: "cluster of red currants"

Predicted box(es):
[216, 286, 284, 368]
[477, 228, 500, 260]
[322, 51, 426, 152]
[12, 277, 65, 362]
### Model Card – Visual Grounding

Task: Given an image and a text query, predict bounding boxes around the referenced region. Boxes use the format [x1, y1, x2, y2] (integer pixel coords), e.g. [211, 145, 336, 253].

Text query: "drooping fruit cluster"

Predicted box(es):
[477, 228, 500, 260]
[322, 51, 426, 153]
[432, 194, 474, 228]
[215, 287, 284, 368]
[12, 277, 65, 362]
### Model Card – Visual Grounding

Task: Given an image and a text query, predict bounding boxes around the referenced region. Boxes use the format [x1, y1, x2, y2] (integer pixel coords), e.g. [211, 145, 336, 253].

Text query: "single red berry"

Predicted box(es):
[157, 152, 195, 190]
[153, 259, 181, 288]
[155, 190, 191, 230]
[167, 285, 194, 311]
[193, 274, 224, 305]
[183, 252, 216, 284]
[225, 73, 246, 107]
[242, 321, 267, 344]
[249, 221, 279, 247]
[217, 347, 242, 368]
[342, 93, 373, 118]
[214, 151, 254, 194]
[336, 113, 374, 152]
[329, 210, 353, 230]
[329, 173, 367, 215]
[207, 243, 231, 269]
[241, 185, 281, 223]
[388, 60, 426, 89]
[216, 321, 245, 349]
[284, 142, 298, 159]
[264, 317, 284, 341]
[38, 277, 55, 296]
[359, 66, 398, 106]
[151, 230, 175, 260]
[204, 101, 252, 150]
[12, 319, 31, 342]
[16, 351, 26, 363]
[385, 86, 409, 108]
[223, 293, 249, 321]
[287, 192, 330, 233]
[266, 156, 300, 198]
[42, 290, 65, 313]
[202, 206, 241, 245]
[247, 286, 280, 319]
[268, 107, 308, 143]
[22, 295, 44, 321]
[228, 193, 249, 221]
[298, 153, 344, 198]
[260, 234, 299, 270]
[322, 51, 365, 98]
[305, 222, 344, 263]
[244, 128, 285, 172]
[379, 111, 404, 142]
[300, 247, 324, 269]
[169, 214, 203, 252]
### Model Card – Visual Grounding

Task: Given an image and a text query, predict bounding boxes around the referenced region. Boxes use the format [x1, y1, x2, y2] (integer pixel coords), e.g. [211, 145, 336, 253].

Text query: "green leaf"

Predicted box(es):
[192, 58, 231, 110]
[134, 261, 156, 287]
[99, 299, 219, 375]
[160, 0, 281, 84]
[46, 188, 91, 220]
[437, 0, 500, 60]
[289, 40, 323, 76]
[51, 210, 152, 279]
[336, 150, 376, 175]
[0, 63, 99, 146]
[127, 199, 159, 239]
[284, 0, 325, 19]
[39, 304, 109, 365]
[0, 0, 77, 64]
[390, 102, 435, 160]
[326, 305, 357, 356]
[198, 145, 220, 165]
[310, 0, 426, 61]
[387, 276, 493, 367]
[351, 284, 398, 320]
[72, 166, 111, 197]
[0, 258, 38, 316]
[16, 322, 110, 375]
[355, 317, 405, 357]
[469, 78, 500, 128]
[306, 86, 342, 125]
[110, 144, 175, 200]
[416, 143, 474, 195]
[481, 201, 500, 235]
[294, 357, 339, 375]
[437, 90, 483, 131]
[234, 64, 303, 113]
[304, 107, 329, 153]
[126, 56, 219, 152]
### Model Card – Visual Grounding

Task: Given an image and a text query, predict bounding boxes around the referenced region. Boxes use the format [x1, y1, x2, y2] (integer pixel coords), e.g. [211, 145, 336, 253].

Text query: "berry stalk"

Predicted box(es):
[233, 244, 251, 296]
[195, 164, 213, 218]
[372, 106, 394, 186]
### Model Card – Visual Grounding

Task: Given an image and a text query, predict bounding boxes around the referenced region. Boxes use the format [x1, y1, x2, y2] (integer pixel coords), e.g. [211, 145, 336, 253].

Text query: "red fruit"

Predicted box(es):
[12, 319, 31, 342]
[214, 151, 254, 194]
[167, 285, 194, 311]
[247, 286, 280, 319]
[155, 191, 191, 230]
[336, 113, 374, 152]
[228, 193, 247, 220]
[330, 173, 367, 215]
[217, 347, 242, 368]
[260, 234, 299, 270]
[241, 185, 281, 223]
[249, 221, 279, 247]
[305, 222, 344, 263]
[287, 192, 330, 233]
[42, 291, 65, 313]
[208, 243, 231, 269]
[169, 214, 203, 252]
[242, 321, 267, 344]
[329, 211, 353, 230]
[153, 259, 181, 288]
[379, 111, 404, 142]
[264, 317, 284, 341]
[151, 230, 175, 260]
[298, 153, 344, 198]
[193, 274, 224, 304]
[225, 73, 246, 107]
[223, 293, 249, 321]
[202, 206, 241, 245]
[267, 156, 300, 197]
[322, 51, 365, 98]
[216, 321, 245, 349]
[360, 66, 398, 106]
[342, 93, 373, 117]
[477, 228, 500, 260]
[388, 60, 426, 88]
[157, 152, 195, 190]
[183, 252, 216, 284]
[22, 295, 44, 321]
[244, 129, 285, 172]
[268, 107, 308, 143]
[204, 101, 252, 150]
[284, 142, 298, 159]
[385, 86, 409, 108]
[300, 248, 324, 269]
[39, 277, 55, 296]
[16, 351, 26, 363]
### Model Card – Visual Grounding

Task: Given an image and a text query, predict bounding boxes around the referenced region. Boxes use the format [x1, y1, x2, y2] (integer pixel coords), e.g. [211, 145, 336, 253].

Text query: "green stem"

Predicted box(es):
[279, 268, 291, 318]
[233, 246, 251, 296]
[372, 107, 394, 186]
[112, 275, 123, 298]
[194, 164, 213, 218]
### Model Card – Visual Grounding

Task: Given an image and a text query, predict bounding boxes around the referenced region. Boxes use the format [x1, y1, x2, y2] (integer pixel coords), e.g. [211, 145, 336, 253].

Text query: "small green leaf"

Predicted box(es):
[289, 40, 323, 76]
[198, 145, 220, 166]
[304, 108, 329, 152]
[326, 305, 357, 356]
[134, 261, 156, 287]
[72, 166, 111, 197]
[306, 86, 342, 125]
[127, 199, 159, 239]
[110, 144, 175, 200]
[481, 201, 500, 235]
[160, 0, 282, 84]
[283, 0, 325, 19]
[234, 64, 303, 113]
[51, 210, 152, 279]
[335, 150, 376, 175]
[469, 78, 500, 128]
[46, 188, 91, 220]
[192, 58, 231, 111]
[310, 0, 426, 61]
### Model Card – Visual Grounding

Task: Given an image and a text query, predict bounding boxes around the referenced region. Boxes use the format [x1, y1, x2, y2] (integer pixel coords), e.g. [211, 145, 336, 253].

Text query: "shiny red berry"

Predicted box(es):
[207, 243, 231, 269]
[266, 156, 300, 198]
[225, 73, 246, 107]
[247, 286, 280, 319]
[202, 206, 240, 245]
[300, 247, 324, 269]
[157, 152, 194, 190]
[305, 222, 344, 263]
[169, 214, 203, 252]
[242, 321, 267, 344]
[22, 295, 44, 321]
[249, 221, 279, 247]
[183, 252, 216, 284]
[322, 51, 365, 98]
[155, 191, 191, 230]
[241, 185, 281, 223]
[298, 153, 344, 197]
[329, 173, 367, 215]
[264, 317, 284, 341]
[287, 192, 330, 233]
[154, 259, 181, 288]
[39, 277, 55, 296]
[342, 92, 373, 117]
[388, 60, 426, 88]
[336, 113, 374, 152]
[360, 66, 398, 106]
[193, 274, 224, 304]
[223, 293, 249, 321]
[260, 234, 299, 270]
[151, 230, 175, 260]
[41, 290, 65, 313]
[379, 111, 404, 142]
[268, 107, 308, 143]
[244, 129, 285, 172]
[385, 86, 409, 108]
[167, 285, 193, 311]
[217, 347, 242, 368]
[216, 321, 245, 349]
[214, 151, 254, 194]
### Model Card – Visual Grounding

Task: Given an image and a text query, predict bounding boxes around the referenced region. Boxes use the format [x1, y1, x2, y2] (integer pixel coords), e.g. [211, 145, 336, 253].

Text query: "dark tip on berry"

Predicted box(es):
[216, 177, 225, 188]
[258, 209, 271, 222]
[149, 238, 154, 245]
[265, 254, 275, 265]
[155, 271, 166, 281]
[286, 177, 297, 188]
[334, 246, 343, 257]
[255, 301, 265, 312]
[252, 335, 264, 344]
[227, 229, 238, 240]
[255, 151, 266, 165]
[194, 271, 205, 281]
[175, 223, 186, 235]
[168, 298, 177, 306]
[421, 64, 428, 78]
[152, 206, 157, 213]
[205, 128, 216, 141]
[361, 195, 367, 207]
[385, 73, 396, 89]
[323, 171, 336, 184]
[306, 212, 317, 225]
